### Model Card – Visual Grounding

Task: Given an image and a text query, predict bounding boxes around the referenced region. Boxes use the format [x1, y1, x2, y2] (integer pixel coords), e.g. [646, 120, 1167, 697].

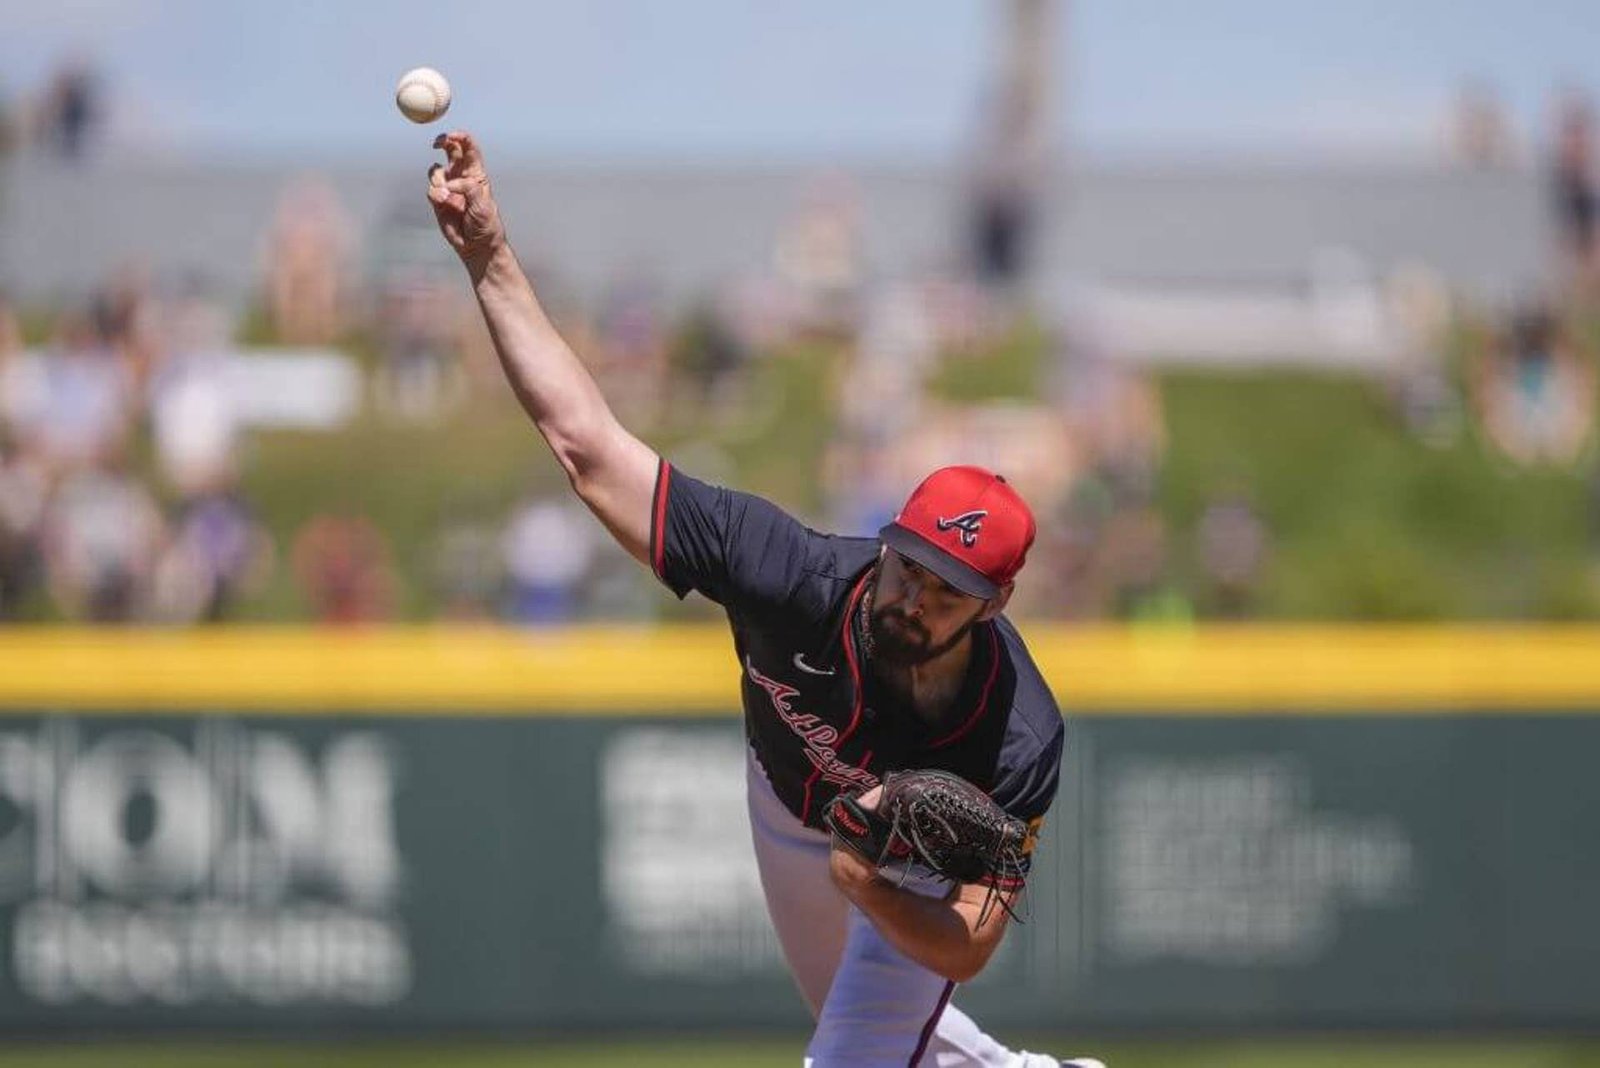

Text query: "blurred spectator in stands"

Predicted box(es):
[772, 174, 862, 337]
[375, 272, 463, 421]
[1450, 80, 1514, 169]
[264, 177, 353, 345]
[823, 439, 903, 539]
[35, 57, 102, 163]
[1037, 475, 1116, 620]
[967, 0, 1051, 296]
[500, 495, 597, 625]
[149, 478, 274, 623]
[93, 263, 163, 388]
[0, 293, 25, 465]
[593, 273, 670, 428]
[1551, 90, 1600, 294]
[9, 311, 133, 473]
[432, 521, 501, 621]
[920, 274, 999, 354]
[0, 289, 20, 378]
[1053, 340, 1165, 504]
[41, 454, 164, 622]
[0, 80, 18, 160]
[149, 275, 239, 496]
[836, 285, 936, 448]
[1385, 265, 1462, 449]
[1102, 505, 1189, 622]
[1474, 306, 1595, 466]
[1395, 363, 1465, 451]
[0, 435, 47, 619]
[1195, 490, 1271, 618]
[970, 85, 1037, 292]
[671, 292, 753, 423]
[581, 536, 658, 621]
[291, 514, 397, 623]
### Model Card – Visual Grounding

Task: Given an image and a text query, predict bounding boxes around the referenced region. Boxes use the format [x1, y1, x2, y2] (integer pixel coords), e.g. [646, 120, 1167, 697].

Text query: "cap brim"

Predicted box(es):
[878, 522, 1000, 600]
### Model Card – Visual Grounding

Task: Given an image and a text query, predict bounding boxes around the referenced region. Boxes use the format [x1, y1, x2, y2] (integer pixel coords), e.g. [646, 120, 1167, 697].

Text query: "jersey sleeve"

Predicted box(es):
[985, 719, 1064, 886]
[989, 724, 1062, 825]
[648, 459, 815, 610]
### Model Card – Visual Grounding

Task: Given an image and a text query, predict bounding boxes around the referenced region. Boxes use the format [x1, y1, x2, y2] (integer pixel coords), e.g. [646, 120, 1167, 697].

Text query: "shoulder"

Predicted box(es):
[804, 534, 880, 584]
[764, 533, 878, 625]
[993, 616, 1064, 755]
[986, 618, 1064, 821]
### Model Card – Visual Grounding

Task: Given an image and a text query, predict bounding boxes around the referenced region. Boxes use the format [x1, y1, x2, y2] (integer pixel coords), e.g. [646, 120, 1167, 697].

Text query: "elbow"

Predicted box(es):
[941, 943, 996, 985]
[561, 453, 598, 494]
[548, 413, 620, 490]
[949, 914, 1010, 983]
[942, 961, 981, 985]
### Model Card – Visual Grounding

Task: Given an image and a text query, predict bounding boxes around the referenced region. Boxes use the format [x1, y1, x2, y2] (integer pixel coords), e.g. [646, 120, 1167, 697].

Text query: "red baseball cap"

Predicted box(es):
[878, 465, 1036, 600]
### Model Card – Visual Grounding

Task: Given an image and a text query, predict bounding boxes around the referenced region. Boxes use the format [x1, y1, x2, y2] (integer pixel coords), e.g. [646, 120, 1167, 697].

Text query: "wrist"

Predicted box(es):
[465, 237, 513, 286]
[829, 844, 889, 901]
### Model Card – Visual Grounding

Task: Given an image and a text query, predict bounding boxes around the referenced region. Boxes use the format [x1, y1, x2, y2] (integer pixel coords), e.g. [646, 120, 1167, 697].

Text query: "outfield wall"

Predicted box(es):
[0, 626, 1594, 1034]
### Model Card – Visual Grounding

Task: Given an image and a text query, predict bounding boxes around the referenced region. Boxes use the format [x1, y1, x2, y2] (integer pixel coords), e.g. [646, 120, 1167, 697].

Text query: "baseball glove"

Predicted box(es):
[824, 769, 1030, 921]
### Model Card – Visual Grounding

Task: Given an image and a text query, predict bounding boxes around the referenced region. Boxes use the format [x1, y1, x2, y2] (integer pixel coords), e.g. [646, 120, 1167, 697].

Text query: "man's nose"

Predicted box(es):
[901, 581, 926, 617]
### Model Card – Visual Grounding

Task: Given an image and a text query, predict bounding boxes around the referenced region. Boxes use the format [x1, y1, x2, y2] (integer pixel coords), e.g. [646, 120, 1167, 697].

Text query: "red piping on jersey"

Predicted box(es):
[928, 624, 1002, 749]
[650, 460, 671, 579]
[836, 572, 872, 743]
[977, 872, 1027, 892]
[909, 980, 956, 1066]
[799, 570, 872, 826]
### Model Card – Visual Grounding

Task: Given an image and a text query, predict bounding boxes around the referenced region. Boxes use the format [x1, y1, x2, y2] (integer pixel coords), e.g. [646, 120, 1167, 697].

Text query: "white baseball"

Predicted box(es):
[395, 67, 451, 124]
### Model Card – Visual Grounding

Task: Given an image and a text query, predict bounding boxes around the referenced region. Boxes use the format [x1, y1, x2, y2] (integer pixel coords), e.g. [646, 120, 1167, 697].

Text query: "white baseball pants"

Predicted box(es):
[746, 749, 1056, 1068]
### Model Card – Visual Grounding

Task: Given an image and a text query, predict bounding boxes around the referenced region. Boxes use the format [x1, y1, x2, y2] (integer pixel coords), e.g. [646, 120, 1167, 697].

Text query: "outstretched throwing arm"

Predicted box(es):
[427, 130, 658, 564]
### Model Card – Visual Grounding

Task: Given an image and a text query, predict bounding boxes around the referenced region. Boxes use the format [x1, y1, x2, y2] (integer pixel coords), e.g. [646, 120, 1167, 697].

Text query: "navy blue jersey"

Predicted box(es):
[649, 460, 1065, 875]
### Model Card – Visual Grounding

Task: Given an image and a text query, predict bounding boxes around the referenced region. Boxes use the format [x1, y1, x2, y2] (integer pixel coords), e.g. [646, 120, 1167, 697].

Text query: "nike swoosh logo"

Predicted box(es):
[793, 653, 836, 677]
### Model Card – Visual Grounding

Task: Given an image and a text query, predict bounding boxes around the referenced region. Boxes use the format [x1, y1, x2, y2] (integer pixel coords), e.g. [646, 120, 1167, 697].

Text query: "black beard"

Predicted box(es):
[866, 600, 976, 668]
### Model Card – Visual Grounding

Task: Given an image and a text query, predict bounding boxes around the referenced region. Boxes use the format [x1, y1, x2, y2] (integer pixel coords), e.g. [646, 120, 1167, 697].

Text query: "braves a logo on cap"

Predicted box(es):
[935, 510, 988, 547]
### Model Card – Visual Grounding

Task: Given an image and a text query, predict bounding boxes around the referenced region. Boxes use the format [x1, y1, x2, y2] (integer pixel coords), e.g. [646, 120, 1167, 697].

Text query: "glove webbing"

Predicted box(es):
[897, 791, 1029, 926]
[826, 791, 1029, 926]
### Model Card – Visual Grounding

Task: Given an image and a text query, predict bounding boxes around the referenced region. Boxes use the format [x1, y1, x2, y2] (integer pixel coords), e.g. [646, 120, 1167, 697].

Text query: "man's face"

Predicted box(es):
[868, 550, 990, 667]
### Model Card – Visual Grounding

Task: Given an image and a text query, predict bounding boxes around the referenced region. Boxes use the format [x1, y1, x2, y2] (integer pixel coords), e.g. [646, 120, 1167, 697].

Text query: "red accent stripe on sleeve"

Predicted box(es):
[835, 573, 872, 744]
[974, 872, 1027, 892]
[928, 625, 1001, 749]
[650, 459, 672, 580]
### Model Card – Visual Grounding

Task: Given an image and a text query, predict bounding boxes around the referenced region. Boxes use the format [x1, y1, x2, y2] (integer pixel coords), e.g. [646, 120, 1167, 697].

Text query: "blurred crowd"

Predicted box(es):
[3, 65, 1600, 626]
[0, 150, 1233, 626]
[0, 57, 105, 164]
[1396, 90, 1600, 469]
[0, 271, 272, 623]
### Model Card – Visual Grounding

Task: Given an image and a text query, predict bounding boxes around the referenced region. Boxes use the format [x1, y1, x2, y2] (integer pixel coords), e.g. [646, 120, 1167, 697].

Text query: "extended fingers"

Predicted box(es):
[425, 133, 489, 256]
[426, 163, 447, 202]
[432, 130, 484, 175]
[425, 162, 481, 195]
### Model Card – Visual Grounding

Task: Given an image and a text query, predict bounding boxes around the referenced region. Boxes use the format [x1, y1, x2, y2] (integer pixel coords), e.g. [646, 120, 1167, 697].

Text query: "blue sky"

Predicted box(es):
[2, 0, 1597, 161]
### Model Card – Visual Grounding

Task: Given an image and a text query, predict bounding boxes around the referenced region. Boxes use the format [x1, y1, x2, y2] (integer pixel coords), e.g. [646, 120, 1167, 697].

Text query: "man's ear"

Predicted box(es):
[977, 582, 1014, 622]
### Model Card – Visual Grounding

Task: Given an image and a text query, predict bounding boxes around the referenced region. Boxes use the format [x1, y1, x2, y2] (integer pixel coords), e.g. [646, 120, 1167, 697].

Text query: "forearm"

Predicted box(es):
[844, 878, 996, 984]
[429, 131, 657, 563]
[468, 243, 622, 483]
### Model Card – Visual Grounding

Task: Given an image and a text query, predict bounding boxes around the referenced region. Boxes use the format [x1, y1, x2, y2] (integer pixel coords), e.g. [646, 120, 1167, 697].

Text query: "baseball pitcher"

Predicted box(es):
[427, 131, 1102, 1068]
